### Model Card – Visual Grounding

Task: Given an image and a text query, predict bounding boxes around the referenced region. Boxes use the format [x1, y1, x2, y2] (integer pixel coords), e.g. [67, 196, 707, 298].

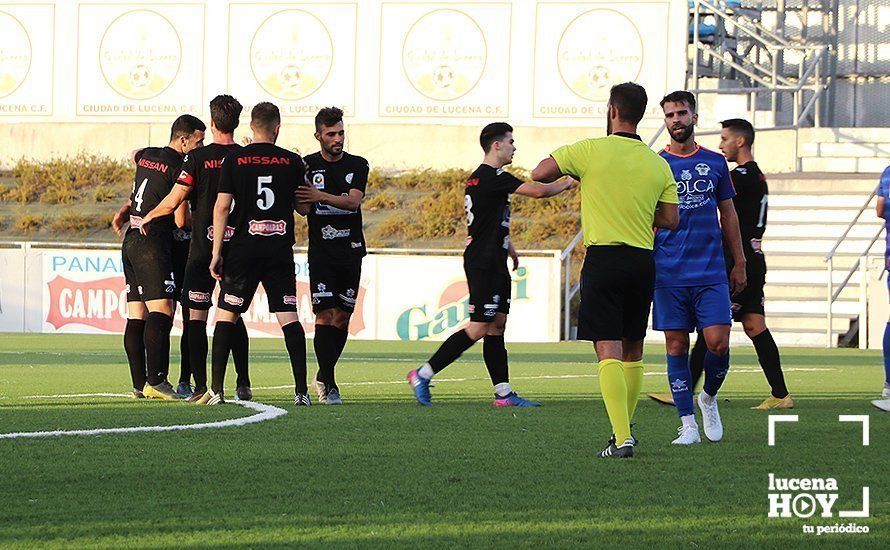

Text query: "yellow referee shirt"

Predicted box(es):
[551, 133, 678, 250]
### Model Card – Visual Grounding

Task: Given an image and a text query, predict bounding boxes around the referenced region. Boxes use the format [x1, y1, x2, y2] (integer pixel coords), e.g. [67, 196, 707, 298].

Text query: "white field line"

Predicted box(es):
[16, 367, 837, 398]
[0, 400, 287, 440]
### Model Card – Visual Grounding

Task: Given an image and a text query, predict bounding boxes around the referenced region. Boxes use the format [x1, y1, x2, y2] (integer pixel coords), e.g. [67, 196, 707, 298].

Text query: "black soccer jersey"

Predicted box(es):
[217, 142, 305, 254]
[463, 164, 523, 275]
[305, 151, 369, 264]
[128, 146, 183, 235]
[176, 142, 242, 259]
[729, 161, 768, 260]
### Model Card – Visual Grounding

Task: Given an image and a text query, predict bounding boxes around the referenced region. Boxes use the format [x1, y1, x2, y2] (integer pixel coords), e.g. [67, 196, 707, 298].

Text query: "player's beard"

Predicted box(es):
[670, 124, 694, 144]
[324, 143, 343, 157]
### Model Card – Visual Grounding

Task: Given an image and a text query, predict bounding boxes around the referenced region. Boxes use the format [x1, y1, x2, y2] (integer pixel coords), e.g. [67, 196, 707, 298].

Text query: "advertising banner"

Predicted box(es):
[0, 3, 54, 116]
[76, 3, 205, 117]
[21, 246, 560, 342]
[379, 3, 511, 119]
[226, 2, 357, 118]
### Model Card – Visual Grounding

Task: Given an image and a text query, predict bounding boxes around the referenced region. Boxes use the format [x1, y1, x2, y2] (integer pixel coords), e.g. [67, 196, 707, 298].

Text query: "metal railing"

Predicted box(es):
[690, 0, 830, 126]
[824, 186, 884, 347]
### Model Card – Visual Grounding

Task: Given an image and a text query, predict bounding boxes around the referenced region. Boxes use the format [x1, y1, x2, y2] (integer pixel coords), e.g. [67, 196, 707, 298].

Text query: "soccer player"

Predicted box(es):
[873, 164, 890, 412]
[406, 122, 576, 408]
[139, 95, 252, 403]
[201, 102, 310, 406]
[111, 115, 205, 399]
[531, 82, 679, 459]
[653, 91, 747, 445]
[296, 107, 368, 405]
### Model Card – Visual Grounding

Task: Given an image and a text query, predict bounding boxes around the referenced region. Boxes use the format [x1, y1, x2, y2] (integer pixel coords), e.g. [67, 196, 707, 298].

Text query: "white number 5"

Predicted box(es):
[257, 176, 274, 210]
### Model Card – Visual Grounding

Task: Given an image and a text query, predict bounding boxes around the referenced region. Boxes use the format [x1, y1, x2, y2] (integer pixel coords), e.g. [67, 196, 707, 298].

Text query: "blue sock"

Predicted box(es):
[883, 323, 890, 386]
[667, 354, 694, 417]
[703, 350, 730, 397]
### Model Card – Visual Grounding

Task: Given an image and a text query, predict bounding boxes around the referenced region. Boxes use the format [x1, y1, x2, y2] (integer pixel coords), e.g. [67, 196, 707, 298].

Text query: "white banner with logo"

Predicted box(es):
[3, 245, 560, 342]
[0, 4, 54, 116]
[1, 0, 686, 125]
[75, 4, 205, 117]
[226, 2, 357, 117]
[379, 3, 510, 119]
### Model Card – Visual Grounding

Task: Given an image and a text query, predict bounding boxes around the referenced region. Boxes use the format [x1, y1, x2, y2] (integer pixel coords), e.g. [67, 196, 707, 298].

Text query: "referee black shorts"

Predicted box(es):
[578, 245, 655, 342]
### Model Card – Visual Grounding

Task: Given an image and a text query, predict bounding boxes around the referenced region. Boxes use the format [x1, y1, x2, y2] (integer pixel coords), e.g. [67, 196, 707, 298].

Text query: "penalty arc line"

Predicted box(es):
[0, 400, 288, 440]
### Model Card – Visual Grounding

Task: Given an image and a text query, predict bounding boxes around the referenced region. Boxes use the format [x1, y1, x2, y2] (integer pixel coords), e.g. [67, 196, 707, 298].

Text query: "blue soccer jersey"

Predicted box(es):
[654, 145, 736, 288]
[878, 166, 890, 260]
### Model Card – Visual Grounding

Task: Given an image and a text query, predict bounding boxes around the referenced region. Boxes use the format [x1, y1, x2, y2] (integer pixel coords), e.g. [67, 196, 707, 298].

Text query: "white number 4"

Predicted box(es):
[133, 178, 148, 212]
[257, 176, 274, 210]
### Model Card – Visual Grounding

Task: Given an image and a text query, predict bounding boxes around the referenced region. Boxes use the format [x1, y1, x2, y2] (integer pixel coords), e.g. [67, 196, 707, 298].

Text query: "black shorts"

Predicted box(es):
[578, 245, 654, 342]
[172, 232, 190, 302]
[309, 260, 362, 313]
[466, 268, 511, 322]
[122, 230, 176, 303]
[218, 246, 297, 314]
[181, 253, 215, 310]
[731, 261, 766, 321]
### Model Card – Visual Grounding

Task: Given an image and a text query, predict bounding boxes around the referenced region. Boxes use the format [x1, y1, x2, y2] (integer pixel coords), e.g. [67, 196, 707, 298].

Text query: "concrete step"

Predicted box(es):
[762, 238, 883, 255]
[798, 128, 890, 144]
[800, 157, 888, 174]
[766, 299, 860, 316]
[766, 252, 863, 270]
[766, 223, 882, 239]
[766, 284, 858, 300]
[769, 195, 876, 208]
[644, 327, 843, 347]
[766, 313, 854, 332]
[767, 209, 879, 223]
[765, 173, 879, 194]
[765, 268, 865, 285]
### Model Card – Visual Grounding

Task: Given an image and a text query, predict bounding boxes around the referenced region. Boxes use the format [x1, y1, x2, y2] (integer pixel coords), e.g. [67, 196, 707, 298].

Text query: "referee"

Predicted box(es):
[531, 82, 679, 458]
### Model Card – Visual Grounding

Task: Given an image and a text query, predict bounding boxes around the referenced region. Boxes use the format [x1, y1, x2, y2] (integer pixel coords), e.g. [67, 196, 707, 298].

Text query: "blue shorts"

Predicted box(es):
[653, 283, 732, 332]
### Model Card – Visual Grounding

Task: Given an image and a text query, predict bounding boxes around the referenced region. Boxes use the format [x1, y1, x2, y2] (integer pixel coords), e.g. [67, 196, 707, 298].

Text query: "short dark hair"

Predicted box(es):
[721, 118, 755, 146]
[608, 83, 648, 125]
[480, 122, 513, 153]
[209, 94, 242, 134]
[251, 102, 281, 134]
[315, 106, 344, 132]
[169, 114, 205, 141]
[660, 90, 697, 113]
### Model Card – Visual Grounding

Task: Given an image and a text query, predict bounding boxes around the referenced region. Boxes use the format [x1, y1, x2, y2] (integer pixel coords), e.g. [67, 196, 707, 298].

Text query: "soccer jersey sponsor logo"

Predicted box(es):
[248, 219, 287, 236]
[223, 293, 244, 306]
[188, 290, 210, 303]
[129, 215, 144, 229]
[205, 226, 234, 241]
[173, 228, 190, 242]
[321, 225, 350, 239]
[695, 162, 711, 176]
[350, 242, 363, 249]
[136, 157, 168, 174]
[283, 295, 297, 305]
[237, 155, 291, 166]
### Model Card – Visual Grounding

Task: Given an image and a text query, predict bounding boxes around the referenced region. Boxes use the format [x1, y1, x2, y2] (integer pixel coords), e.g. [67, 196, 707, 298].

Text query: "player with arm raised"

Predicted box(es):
[198, 102, 310, 406]
[139, 95, 253, 403]
[406, 122, 576, 407]
[114, 115, 205, 400]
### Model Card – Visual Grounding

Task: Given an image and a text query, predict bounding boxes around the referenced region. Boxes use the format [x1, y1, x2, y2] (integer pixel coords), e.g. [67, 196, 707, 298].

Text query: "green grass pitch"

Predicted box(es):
[0, 333, 887, 547]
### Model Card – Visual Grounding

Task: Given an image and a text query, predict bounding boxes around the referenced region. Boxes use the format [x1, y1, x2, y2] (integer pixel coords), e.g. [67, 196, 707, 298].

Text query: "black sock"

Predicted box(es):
[428, 329, 476, 373]
[283, 322, 308, 394]
[483, 335, 509, 386]
[187, 318, 208, 391]
[144, 312, 172, 386]
[752, 329, 788, 398]
[313, 325, 338, 388]
[124, 319, 147, 390]
[179, 308, 191, 385]
[211, 321, 235, 394]
[233, 317, 250, 388]
[689, 331, 707, 391]
[329, 327, 348, 390]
